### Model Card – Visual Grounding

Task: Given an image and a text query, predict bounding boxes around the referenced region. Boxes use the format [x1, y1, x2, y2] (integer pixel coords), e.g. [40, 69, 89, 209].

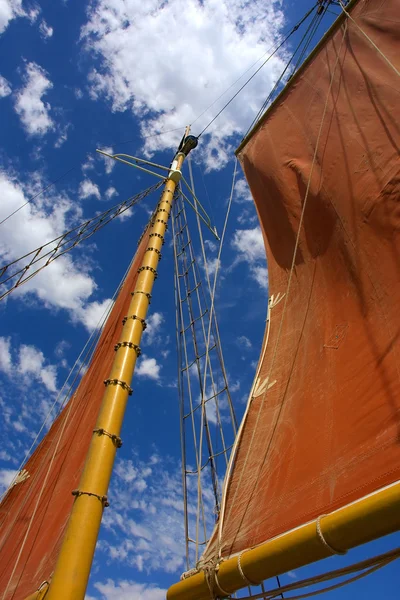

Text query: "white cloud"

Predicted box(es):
[203, 256, 220, 277]
[234, 178, 252, 203]
[237, 335, 252, 349]
[79, 179, 101, 200]
[0, 337, 12, 373]
[0, 170, 111, 329]
[145, 312, 164, 344]
[250, 264, 268, 289]
[94, 579, 166, 600]
[204, 239, 217, 253]
[98, 453, 196, 575]
[232, 227, 265, 262]
[99, 146, 115, 174]
[0, 336, 58, 393]
[0, 0, 25, 33]
[231, 226, 268, 289]
[105, 186, 118, 200]
[0, 468, 15, 495]
[117, 207, 133, 221]
[135, 356, 161, 380]
[0, 74, 11, 97]
[39, 19, 53, 39]
[54, 124, 70, 148]
[82, 0, 286, 169]
[82, 154, 95, 171]
[75, 298, 113, 332]
[15, 61, 54, 136]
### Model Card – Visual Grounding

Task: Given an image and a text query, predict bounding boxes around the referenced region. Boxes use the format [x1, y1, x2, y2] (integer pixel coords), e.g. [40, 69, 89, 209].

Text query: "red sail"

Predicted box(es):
[0, 230, 150, 599]
[210, 0, 400, 561]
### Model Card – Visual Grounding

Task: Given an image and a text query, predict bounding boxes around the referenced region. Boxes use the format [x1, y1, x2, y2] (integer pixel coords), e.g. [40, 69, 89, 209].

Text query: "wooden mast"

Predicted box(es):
[39, 128, 196, 600]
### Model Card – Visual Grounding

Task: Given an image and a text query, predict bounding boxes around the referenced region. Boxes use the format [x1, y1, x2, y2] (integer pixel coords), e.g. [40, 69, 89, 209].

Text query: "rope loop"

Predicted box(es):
[316, 515, 347, 555]
[237, 551, 257, 586]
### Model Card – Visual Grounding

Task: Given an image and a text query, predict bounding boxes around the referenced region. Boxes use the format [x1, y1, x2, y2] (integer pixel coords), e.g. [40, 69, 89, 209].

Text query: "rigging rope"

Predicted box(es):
[0, 181, 163, 301]
[244, 2, 328, 139]
[196, 3, 319, 138]
[224, 546, 400, 600]
[173, 160, 239, 568]
[0, 167, 76, 227]
[188, 156, 237, 434]
[338, 0, 400, 77]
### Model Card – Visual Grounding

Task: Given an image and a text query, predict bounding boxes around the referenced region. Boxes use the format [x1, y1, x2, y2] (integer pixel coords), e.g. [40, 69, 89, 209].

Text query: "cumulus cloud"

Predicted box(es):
[98, 146, 115, 174]
[98, 453, 210, 575]
[231, 226, 268, 289]
[0, 468, 15, 495]
[0, 74, 11, 97]
[105, 186, 118, 200]
[0, 0, 25, 33]
[237, 335, 252, 350]
[79, 178, 101, 200]
[0, 170, 112, 330]
[135, 356, 161, 380]
[39, 19, 53, 39]
[82, 0, 286, 169]
[74, 298, 113, 331]
[94, 579, 166, 600]
[14, 61, 54, 136]
[0, 337, 12, 373]
[144, 312, 164, 344]
[0, 336, 58, 393]
[234, 178, 253, 203]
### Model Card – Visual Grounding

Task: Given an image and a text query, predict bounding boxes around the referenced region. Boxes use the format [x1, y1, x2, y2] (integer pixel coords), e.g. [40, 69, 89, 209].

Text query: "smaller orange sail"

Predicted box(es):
[0, 227, 151, 600]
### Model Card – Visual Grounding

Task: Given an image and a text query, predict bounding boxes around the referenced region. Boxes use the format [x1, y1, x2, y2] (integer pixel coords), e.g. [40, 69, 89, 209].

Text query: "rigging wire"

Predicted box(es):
[0, 181, 163, 301]
[338, 0, 400, 77]
[190, 4, 318, 131]
[0, 128, 185, 228]
[0, 167, 76, 227]
[196, 3, 319, 138]
[244, 3, 327, 139]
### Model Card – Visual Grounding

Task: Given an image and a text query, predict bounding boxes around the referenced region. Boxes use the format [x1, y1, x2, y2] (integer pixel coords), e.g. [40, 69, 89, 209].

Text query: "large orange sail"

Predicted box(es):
[0, 227, 151, 599]
[206, 0, 400, 562]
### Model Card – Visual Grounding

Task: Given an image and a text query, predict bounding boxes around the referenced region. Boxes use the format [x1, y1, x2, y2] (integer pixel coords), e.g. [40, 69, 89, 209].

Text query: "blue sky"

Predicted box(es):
[0, 1, 399, 599]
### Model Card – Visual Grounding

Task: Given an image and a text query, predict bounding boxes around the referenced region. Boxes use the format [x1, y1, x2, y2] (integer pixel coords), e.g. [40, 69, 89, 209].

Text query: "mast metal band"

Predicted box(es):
[137, 265, 158, 279]
[122, 314, 147, 329]
[93, 428, 123, 448]
[114, 341, 141, 356]
[149, 232, 165, 244]
[103, 378, 133, 395]
[316, 515, 347, 555]
[131, 290, 152, 301]
[72, 489, 109, 507]
[154, 218, 168, 228]
[146, 247, 162, 258]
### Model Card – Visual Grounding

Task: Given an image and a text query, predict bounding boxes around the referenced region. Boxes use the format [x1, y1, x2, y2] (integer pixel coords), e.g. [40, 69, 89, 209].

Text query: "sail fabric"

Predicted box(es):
[208, 0, 400, 562]
[0, 230, 150, 599]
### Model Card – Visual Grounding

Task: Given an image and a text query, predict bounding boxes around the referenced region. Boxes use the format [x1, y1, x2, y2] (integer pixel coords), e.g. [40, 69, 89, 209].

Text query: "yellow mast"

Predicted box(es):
[40, 128, 196, 600]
